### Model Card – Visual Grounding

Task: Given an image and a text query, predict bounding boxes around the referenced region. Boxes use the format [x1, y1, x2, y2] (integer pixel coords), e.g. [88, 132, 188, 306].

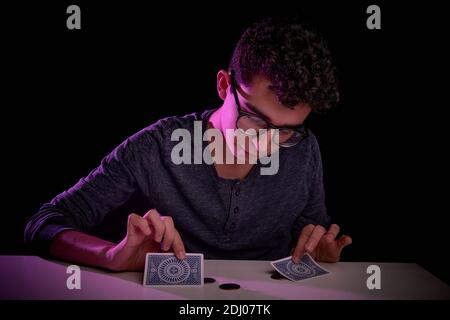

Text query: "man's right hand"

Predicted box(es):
[106, 209, 186, 271]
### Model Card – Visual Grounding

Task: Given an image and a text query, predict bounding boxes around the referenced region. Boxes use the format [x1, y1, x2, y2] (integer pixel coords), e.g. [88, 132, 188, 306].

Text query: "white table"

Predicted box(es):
[0, 256, 448, 300]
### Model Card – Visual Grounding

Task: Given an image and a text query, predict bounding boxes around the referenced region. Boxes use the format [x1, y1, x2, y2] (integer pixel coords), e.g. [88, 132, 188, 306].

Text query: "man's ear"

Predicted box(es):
[217, 70, 231, 101]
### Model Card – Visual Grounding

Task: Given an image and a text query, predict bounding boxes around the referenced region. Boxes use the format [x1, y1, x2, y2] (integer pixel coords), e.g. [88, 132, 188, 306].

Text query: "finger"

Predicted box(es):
[128, 213, 151, 236]
[172, 230, 186, 260]
[146, 209, 166, 243]
[337, 235, 352, 249]
[324, 224, 340, 242]
[292, 224, 315, 263]
[304, 225, 326, 253]
[161, 217, 175, 251]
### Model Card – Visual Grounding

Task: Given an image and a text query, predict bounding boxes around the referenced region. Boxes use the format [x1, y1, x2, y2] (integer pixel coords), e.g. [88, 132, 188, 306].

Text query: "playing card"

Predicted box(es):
[143, 253, 204, 287]
[271, 253, 330, 281]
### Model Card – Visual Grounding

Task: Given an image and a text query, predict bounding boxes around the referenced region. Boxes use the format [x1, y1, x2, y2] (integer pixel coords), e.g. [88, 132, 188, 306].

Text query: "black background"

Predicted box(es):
[2, 1, 449, 285]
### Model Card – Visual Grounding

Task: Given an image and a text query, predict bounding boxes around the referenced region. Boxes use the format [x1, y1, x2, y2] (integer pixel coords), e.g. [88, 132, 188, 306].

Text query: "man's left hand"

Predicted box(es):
[292, 224, 352, 263]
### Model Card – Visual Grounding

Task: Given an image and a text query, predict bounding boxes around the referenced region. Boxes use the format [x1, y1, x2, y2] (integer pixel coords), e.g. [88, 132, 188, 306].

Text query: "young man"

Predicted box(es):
[25, 18, 352, 271]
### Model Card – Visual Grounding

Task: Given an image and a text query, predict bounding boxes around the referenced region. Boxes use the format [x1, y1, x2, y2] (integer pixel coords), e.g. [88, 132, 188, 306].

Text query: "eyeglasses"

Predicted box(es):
[229, 70, 308, 148]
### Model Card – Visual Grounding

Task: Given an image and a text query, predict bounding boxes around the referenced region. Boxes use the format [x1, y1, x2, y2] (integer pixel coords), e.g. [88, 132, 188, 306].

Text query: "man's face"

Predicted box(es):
[222, 73, 311, 159]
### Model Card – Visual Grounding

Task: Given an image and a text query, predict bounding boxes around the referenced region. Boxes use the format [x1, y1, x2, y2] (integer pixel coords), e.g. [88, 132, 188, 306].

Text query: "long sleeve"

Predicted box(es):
[291, 133, 331, 244]
[24, 129, 153, 254]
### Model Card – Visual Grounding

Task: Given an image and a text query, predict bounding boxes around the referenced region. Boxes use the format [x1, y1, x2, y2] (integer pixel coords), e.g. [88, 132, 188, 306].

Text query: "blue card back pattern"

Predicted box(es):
[143, 253, 204, 287]
[271, 254, 330, 281]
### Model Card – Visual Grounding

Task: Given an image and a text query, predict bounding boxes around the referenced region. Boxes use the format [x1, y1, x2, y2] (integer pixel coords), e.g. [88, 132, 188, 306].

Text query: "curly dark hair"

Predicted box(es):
[229, 17, 339, 113]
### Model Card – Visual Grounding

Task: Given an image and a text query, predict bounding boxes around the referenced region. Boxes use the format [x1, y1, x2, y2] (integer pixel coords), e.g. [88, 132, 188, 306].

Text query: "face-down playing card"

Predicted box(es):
[143, 253, 204, 287]
[271, 253, 330, 281]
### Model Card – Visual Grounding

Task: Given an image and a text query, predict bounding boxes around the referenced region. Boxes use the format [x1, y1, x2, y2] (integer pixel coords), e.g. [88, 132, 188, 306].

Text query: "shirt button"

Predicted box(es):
[233, 207, 239, 214]
[235, 189, 240, 196]
[230, 222, 236, 230]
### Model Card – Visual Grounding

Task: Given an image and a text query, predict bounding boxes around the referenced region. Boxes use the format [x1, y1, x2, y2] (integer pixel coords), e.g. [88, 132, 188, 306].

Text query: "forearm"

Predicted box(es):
[49, 230, 116, 270]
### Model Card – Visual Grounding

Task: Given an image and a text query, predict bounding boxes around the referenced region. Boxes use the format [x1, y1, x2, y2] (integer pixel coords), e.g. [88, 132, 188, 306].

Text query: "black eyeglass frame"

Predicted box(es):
[229, 70, 309, 147]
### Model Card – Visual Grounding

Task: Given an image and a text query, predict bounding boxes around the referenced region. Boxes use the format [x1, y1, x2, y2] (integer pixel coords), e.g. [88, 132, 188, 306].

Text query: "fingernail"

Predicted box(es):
[177, 251, 186, 260]
[292, 256, 299, 263]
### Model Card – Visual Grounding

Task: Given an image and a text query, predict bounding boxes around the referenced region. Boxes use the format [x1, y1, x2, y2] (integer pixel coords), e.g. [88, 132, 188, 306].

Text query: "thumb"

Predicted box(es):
[127, 213, 151, 245]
